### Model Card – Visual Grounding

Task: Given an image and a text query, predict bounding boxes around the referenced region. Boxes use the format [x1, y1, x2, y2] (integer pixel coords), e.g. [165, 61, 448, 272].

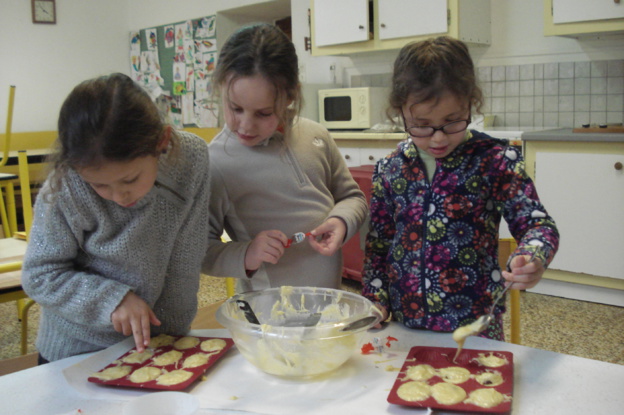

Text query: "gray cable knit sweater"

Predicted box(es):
[22, 132, 210, 361]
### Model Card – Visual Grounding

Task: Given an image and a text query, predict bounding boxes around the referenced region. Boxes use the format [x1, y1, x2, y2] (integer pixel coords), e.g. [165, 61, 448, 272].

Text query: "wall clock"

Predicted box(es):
[32, 0, 56, 24]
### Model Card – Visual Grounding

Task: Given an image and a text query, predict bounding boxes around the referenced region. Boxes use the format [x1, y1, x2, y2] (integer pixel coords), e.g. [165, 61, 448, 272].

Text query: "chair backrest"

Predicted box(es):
[1, 86, 16, 167]
[17, 151, 33, 238]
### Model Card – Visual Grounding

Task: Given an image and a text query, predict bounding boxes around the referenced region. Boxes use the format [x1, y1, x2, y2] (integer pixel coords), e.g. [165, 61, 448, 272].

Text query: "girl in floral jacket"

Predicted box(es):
[362, 37, 559, 340]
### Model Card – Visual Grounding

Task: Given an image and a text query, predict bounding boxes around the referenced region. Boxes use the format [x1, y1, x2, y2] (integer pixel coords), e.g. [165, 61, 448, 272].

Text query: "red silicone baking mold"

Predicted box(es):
[88, 335, 234, 391]
[387, 346, 513, 414]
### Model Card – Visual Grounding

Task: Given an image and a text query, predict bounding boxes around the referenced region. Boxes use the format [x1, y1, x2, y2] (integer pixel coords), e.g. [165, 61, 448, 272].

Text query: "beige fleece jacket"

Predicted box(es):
[203, 117, 368, 291]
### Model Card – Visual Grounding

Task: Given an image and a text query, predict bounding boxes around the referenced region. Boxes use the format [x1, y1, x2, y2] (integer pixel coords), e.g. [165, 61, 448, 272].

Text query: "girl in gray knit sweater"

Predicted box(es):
[22, 73, 211, 362]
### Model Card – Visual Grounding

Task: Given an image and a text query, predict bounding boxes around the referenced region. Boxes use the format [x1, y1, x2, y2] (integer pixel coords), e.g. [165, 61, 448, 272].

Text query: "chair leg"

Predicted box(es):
[0, 184, 10, 237]
[225, 277, 236, 298]
[20, 299, 36, 355]
[509, 289, 521, 344]
[4, 182, 17, 236]
[16, 298, 28, 321]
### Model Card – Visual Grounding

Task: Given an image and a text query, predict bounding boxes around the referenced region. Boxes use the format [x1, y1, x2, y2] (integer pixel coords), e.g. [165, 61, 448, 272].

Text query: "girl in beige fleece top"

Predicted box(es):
[203, 23, 368, 292]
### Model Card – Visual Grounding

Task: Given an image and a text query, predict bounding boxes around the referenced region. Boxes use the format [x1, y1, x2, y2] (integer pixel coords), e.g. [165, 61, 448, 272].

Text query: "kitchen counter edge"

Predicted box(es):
[522, 128, 624, 142]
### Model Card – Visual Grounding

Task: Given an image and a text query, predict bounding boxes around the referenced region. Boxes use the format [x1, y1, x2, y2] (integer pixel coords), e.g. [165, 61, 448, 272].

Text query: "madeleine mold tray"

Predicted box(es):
[88, 334, 234, 391]
[387, 346, 514, 413]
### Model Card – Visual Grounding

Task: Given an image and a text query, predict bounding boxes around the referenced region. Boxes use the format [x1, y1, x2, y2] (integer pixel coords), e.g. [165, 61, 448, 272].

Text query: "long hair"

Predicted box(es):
[47, 73, 176, 193]
[213, 23, 302, 138]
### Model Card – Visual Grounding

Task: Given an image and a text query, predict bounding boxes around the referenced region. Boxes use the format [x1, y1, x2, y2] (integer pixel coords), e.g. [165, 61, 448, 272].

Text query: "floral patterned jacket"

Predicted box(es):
[362, 131, 559, 335]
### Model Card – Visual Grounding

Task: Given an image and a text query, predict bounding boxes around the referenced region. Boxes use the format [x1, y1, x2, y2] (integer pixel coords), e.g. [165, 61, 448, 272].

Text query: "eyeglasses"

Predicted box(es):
[403, 117, 471, 138]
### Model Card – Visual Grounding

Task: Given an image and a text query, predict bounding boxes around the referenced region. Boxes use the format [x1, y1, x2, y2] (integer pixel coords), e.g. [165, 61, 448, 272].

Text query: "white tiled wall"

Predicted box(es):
[351, 59, 624, 128]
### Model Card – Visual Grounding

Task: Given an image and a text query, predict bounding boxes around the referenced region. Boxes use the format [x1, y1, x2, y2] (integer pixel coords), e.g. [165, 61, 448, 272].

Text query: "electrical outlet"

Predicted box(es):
[299, 64, 306, 83]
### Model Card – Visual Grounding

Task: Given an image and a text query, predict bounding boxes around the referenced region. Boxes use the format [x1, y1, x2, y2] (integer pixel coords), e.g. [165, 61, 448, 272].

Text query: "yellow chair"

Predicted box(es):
[0, 85, 18, 237]
[0, 150, 35, 355]
[498, 238, 521, 344]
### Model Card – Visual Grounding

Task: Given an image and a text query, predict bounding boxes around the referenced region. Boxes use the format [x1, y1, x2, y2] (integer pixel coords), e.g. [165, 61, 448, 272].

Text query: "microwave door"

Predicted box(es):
[324, 96, 352, 122]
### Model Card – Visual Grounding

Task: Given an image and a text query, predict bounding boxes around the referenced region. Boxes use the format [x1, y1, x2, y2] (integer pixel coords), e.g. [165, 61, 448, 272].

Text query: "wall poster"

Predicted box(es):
[129, 15, 219, 128]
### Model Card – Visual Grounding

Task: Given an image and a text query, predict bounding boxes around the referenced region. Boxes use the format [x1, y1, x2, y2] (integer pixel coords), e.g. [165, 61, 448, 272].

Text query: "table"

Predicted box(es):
[2, 149, 51, 167]
[0, 237, 27, 299]
[2, 321, 623, 415]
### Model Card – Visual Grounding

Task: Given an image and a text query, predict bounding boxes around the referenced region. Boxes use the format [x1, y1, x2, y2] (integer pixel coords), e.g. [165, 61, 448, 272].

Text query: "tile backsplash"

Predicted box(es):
[351, 59, 624, 128]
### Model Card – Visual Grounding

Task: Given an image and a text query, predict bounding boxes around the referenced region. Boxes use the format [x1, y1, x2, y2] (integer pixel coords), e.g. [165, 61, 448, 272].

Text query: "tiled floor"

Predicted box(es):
[1, 276, 622, 365]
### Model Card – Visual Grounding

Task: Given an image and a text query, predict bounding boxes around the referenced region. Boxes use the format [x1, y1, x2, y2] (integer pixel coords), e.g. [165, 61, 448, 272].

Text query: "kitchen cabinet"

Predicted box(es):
[377, 0, 447, 41]
[338, 146, 394, 167]
[313, 0, 370, 47]
[544, 0, 624, 37]
[523, 129, 624, 294]
[310, 0, 491, 56]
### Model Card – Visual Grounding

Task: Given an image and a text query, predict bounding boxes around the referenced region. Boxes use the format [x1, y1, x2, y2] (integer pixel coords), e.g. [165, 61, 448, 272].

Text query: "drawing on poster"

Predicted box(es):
[146, 28, 158, 51]
[164, 25, 175, 48]
[195, 16, 216, 38]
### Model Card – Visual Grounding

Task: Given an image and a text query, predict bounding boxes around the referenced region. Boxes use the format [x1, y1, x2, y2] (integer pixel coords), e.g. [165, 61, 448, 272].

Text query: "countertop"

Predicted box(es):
[522, 128, 624, 142]
[329, 127, 533, 141]
[3, 324, 624, 414]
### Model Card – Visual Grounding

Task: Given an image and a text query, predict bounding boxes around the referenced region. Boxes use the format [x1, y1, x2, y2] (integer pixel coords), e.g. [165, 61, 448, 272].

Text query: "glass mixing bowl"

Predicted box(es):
[216, 286, 383, 378]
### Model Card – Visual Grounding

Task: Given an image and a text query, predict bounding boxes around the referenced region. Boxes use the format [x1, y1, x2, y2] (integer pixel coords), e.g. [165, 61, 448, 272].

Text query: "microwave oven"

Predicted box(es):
[318, 87, 388, 130]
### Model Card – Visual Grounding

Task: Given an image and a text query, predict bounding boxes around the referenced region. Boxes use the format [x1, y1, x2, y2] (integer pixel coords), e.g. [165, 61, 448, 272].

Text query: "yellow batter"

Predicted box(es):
[464, 388, 510, 408]
[91, 365, 132, 381]
[438, 366, 471, 384]
[128, 366, 162, 383]
[156, 369, 193, 386]
[152, 350, 183, 366]
[183, 353, 210, 368]
[452, 319, 483, 361]
[122, 349, 154, 364]
[148, 334, 176, 348]
[430, 382, 467, 405]
[173, 336, 200, 350]
[200, 338, 227, 353]
[404, 364, 436, 381]
[396, 381, 431, 402]
[474, 370, 504, 387]
[473, 352, 508, 368]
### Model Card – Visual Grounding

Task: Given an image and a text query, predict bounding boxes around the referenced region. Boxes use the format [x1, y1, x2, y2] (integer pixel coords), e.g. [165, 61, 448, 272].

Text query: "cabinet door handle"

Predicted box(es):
[345, 154, 351, 160]
[368, 155, 375, 161]
[358, 25, 365, 30]
[615, 161, 623, 171]
[380, 23, 386, 28]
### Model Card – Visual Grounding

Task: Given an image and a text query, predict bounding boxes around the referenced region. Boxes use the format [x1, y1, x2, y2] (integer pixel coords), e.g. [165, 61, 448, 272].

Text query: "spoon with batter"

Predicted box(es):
[453, 247, 541, 361]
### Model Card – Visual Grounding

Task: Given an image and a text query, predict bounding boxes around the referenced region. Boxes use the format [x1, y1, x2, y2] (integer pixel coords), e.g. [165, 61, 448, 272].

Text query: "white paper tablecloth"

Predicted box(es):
[3, 324, 624, 415]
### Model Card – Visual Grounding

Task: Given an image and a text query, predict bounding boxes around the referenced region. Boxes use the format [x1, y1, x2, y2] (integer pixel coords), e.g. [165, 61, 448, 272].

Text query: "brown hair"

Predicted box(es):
[389, 36, 483, 120]
[212, 23, 301, 138]
[47, 73, 176, 192]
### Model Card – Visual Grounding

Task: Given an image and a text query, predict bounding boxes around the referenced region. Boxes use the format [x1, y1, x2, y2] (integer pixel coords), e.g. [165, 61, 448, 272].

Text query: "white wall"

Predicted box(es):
[471, 0, 624, 66]
[0, 0, 130, 133]
[126, 0, 270, 30]
[2, 0, 622, 133]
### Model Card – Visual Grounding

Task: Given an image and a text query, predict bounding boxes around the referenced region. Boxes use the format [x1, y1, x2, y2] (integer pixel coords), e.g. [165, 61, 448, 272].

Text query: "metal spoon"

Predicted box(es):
[474, 247, 542, 333]
[236, 300, 260, 325]
[338, 315, 379, 332]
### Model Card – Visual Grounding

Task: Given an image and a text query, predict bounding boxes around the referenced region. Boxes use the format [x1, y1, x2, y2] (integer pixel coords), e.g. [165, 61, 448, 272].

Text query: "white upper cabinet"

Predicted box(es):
[313, 0, 370, 47]
[544, 0, 624, 36]
[311, 0, 491, 56]
[377, 0, 447, 40]
[552, 0, 624, 24]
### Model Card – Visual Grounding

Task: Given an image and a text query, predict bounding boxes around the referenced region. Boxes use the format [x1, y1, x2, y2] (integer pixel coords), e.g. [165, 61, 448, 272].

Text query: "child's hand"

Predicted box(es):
[502, 254, 545, 290]
[308, 217, 347, 256]
[244, 230, 288, 271]
[372, 302, 390, 329]
[111, 291, 161, 352]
